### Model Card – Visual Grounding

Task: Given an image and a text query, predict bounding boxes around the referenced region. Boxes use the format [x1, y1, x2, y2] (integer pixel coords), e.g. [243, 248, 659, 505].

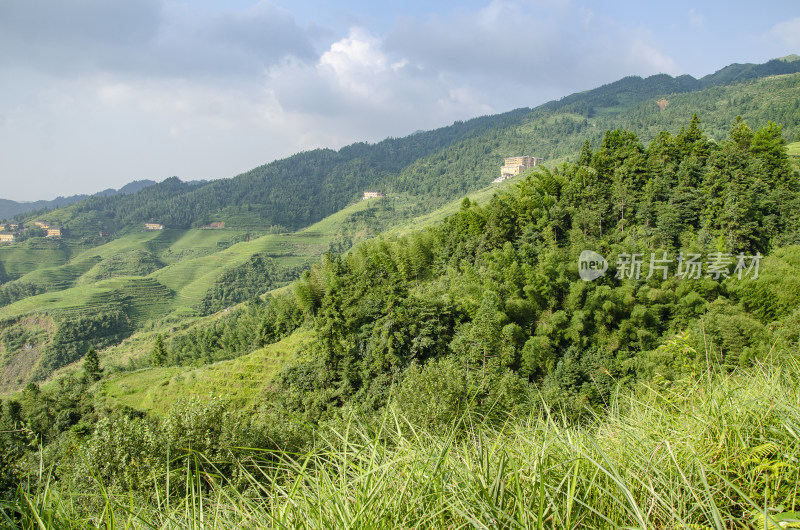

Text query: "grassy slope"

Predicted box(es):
[24, 362, 800, 528]
[1, 202, 373, 322]
[0, 241, 74, 279]
[0, 200, 392, 393]
[101, 330, 312, 415]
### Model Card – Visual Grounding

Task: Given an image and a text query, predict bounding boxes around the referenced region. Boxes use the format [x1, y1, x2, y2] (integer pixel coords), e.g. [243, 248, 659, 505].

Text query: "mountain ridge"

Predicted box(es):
[0, 179, 158, 220]
[11, 56, 800, 236]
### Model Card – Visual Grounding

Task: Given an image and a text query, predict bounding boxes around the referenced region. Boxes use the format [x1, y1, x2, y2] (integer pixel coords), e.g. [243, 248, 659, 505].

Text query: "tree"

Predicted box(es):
[84, 347, 101, 381]
[151, 334, 167, 367]
[750, 121, 793, 185]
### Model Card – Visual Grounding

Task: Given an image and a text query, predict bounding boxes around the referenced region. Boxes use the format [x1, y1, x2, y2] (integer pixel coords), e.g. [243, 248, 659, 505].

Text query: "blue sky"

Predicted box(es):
[0, 0, 798, 201]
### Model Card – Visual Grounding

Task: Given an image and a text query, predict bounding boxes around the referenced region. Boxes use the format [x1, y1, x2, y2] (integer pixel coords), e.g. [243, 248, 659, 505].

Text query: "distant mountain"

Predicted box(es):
[0, 179, 157, 220]
[698, 56, 800, 87]
[14, 57, 800, 236]
[92, 180, 161, 198]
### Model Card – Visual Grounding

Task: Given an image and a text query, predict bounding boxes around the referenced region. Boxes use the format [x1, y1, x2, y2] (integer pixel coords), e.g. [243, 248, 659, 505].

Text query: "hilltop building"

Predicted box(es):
[0, 234, 14, 243]
[34, 221, 50, 229]
[145, 223, 164, 231]
[495, 156, 543, 183]
[363, 190, 385, 200]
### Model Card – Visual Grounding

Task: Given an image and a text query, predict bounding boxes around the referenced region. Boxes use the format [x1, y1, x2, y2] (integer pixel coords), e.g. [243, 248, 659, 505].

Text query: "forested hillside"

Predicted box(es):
[11, 57, 800, 238]
[2, 114, 799, 527]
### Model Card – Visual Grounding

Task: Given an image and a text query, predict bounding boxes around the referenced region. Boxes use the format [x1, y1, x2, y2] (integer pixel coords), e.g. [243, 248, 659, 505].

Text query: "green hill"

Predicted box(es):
[0, 198, 416, 391]
[3, 113, 800, 527]
[3, 57, 800, 392]
[2, 56, 800, 525]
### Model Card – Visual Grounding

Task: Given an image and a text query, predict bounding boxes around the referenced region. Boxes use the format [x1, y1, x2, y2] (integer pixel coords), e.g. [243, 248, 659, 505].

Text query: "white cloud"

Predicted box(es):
[0, 0, 316, 82]
[769, 17, 800, 49]
[688, 8, 705, 28]
[319, 29, 390, 100]
[265, 28, 496, 144]
[384, 1, 677, 98]
[0, 0, 687, 200]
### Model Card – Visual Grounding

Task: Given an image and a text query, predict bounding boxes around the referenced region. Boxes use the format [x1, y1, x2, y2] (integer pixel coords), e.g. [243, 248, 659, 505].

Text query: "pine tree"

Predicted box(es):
[151, 334, 167, 367]
[84, 347, 101, 381]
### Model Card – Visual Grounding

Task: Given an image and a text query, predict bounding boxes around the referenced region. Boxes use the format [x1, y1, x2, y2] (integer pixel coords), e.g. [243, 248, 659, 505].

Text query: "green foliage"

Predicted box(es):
[197, 252, 296, 315]
[151, 334, 166, 367]
[83, 347, 101, 382]
[34, 310, 132, 380]
[264, 116, 799, 423]
[0, 281, 44, 309]
[7, 363, 800, 528]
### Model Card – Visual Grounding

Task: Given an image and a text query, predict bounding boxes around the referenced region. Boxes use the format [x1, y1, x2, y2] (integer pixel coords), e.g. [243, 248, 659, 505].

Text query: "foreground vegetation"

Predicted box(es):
[3, 361, 800, 528]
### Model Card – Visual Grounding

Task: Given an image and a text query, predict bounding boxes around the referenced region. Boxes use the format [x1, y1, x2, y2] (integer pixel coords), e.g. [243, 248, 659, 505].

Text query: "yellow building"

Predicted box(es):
[144, 223, 164, 230]
[497, 156, 543, 182]
[0, 234, 14, 243]
[363, 190, 385, 200]
[46, 228, 62, 238]
[34, 221, 50, 229]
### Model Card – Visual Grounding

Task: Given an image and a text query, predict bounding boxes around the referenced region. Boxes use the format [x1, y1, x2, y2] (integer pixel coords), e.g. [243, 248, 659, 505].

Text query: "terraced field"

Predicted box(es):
[101, 331, 311, 414]
[0, 277, 174, 325]
[0, 240, 74, 278]
[0, 198, 398, 389]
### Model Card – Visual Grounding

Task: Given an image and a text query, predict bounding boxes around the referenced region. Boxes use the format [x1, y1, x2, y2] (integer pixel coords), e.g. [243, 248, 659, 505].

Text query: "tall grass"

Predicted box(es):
[4, 361, 800, 528]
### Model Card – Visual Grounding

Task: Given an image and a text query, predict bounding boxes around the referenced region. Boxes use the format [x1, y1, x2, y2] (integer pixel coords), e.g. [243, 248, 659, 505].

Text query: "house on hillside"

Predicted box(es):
[201, 221, 225, 229]
[496, 155, 543, 183]
[34, 221, 50, 229]
[46, 228, 62, 238]
[0, 234, 15, 243]
[144, 223, 164, 231]
[363, 190, 385, 200]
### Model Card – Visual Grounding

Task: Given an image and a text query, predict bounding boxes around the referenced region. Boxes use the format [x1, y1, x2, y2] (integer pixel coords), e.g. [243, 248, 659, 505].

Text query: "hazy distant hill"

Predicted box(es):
[0, 179, 157, 220]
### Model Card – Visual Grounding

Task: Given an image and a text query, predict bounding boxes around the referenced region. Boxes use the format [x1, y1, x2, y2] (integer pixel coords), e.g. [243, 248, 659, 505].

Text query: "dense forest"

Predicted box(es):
[2, 115, 799, 527]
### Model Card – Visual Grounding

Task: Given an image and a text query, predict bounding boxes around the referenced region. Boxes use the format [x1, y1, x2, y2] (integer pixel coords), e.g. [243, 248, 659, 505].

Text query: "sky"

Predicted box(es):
[0, 0, 798, 201]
